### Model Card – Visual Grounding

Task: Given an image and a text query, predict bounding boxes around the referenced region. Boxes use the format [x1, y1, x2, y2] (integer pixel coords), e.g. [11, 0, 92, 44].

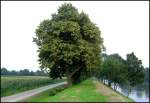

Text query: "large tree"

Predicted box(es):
[19, 69, 30, 76]
[99, 53, 127, 89]
[33, 3, 104, 86]
[1, 68, 9, 75]
[125, 52, 144, 88]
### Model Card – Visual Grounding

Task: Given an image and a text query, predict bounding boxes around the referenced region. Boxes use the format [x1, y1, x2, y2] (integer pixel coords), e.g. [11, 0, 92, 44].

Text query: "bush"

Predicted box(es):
[49, 86, 67, 96]
[49, 90, 57, 96]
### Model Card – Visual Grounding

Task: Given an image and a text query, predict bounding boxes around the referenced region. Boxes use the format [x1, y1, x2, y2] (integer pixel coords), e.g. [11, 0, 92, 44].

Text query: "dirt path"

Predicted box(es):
[93, 80, 132, 102]
[1, 82, 67, 102]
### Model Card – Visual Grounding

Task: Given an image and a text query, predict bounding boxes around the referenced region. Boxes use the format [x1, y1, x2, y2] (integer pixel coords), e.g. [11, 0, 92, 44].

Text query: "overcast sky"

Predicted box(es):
[1, 1, 149, 71]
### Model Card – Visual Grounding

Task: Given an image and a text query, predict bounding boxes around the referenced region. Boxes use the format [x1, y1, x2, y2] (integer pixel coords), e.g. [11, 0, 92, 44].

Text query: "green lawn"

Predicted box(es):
[23, 79, 134, 102]
[1, 76, 65, 97]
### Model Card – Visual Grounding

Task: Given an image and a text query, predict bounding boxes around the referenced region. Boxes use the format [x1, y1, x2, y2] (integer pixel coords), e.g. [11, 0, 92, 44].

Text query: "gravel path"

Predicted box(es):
[93, 80, 133, 102]
[1, 82, 67, 102]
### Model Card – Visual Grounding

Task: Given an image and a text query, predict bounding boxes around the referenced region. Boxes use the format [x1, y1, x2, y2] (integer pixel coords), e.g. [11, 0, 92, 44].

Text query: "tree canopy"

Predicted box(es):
[126, 52, 145, 87]
[33, 3, 104, 86]
[99, 53, 127, 89]
[98, 52, 145, 91]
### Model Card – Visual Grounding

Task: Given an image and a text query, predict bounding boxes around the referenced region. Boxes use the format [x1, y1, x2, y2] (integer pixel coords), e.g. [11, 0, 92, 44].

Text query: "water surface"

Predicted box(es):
[111, 83, 149, 102]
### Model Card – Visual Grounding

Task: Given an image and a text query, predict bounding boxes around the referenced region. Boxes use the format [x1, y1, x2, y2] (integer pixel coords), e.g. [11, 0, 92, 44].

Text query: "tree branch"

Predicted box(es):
[70, 66, 82, 77]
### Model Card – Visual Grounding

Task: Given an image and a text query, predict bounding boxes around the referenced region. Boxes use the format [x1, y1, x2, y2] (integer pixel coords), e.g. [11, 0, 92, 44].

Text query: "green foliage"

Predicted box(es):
[99, 53, 127, 87]
[19, 69, 30, 76]
[1, 68, 9, 75]
[48, 86, 66, 96]
[33, 3, 103, 85]
[1, 76, 65, 97]
[126, 52, 145, 87]
[99, 52, 145, 90]
[1, 68, 47, 76]
[52, 3, 79, 22]
[143, 67, 149, 83]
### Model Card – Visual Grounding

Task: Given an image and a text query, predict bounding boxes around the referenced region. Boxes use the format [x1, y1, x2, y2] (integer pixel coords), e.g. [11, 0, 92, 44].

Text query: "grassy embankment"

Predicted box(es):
[23, 79, 134, 102]
[1, 76, 65, 97]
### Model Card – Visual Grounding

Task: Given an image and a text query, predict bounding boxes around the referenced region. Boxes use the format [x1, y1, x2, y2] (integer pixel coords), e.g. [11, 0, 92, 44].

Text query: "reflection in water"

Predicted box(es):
[136, 90, 143, 98]
[98, 68, 149, 102]
[146, 90, 149, 98]
[116, 83, 149, 102]
[99, 79, 149, 102]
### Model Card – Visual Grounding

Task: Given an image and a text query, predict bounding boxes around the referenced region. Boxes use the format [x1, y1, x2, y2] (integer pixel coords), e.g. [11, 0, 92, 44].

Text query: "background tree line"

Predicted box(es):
[1, 68, 48, 76]
[98, 52, 148, 93]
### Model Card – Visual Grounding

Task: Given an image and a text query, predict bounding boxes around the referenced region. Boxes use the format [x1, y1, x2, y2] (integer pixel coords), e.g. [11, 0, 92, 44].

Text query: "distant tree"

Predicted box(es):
[1, 68, 9, 75]
[109, 54, 127, 89]
[19, 69, 30, 76]
[30, 71, 35, 76]
[144, 67, 149, 83]
[34, 70, 47, 76]
[35, 70, 40, 76]
[98, 53, 108, 84]
[1, 68, 48, 76]
[10, 70, 17, 75]
[33, 3, 104, 86]
[100, 53, 127, 89]
[125, 52, 144, 92]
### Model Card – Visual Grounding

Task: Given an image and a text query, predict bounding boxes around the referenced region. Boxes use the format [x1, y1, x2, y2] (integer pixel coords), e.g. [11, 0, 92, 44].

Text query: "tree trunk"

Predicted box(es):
[67, 76, 72, 86]
[129, 85, 132, 93]
[103, 79, 105, 85]
[114, 83, 115, 90]
[115, 84, 117, 90]
[108, 81, 111, 87]
[127, 85, 132, 97]
[66, 69, 73, 87]
[114, 83, 117, 91]
[65, 66, 82, 87]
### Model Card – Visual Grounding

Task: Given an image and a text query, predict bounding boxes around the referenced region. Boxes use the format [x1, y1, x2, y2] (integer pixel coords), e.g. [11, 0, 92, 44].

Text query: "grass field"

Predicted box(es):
[23, 79, 134, 102]
[1, 76, 65, 97]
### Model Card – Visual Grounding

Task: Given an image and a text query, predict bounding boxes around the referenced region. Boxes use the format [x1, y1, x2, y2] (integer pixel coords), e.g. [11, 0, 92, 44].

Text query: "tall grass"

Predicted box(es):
[1, 76, 65, 97]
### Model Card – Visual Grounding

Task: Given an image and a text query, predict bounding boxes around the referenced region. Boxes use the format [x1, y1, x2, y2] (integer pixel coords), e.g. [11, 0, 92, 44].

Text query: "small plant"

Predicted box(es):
[48, 86, 67, 96]
[55, 87, 64, 92]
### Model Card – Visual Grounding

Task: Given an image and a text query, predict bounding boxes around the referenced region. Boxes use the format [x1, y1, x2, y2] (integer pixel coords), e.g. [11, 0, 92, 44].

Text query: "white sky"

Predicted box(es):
[1, 1, 149, 71]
